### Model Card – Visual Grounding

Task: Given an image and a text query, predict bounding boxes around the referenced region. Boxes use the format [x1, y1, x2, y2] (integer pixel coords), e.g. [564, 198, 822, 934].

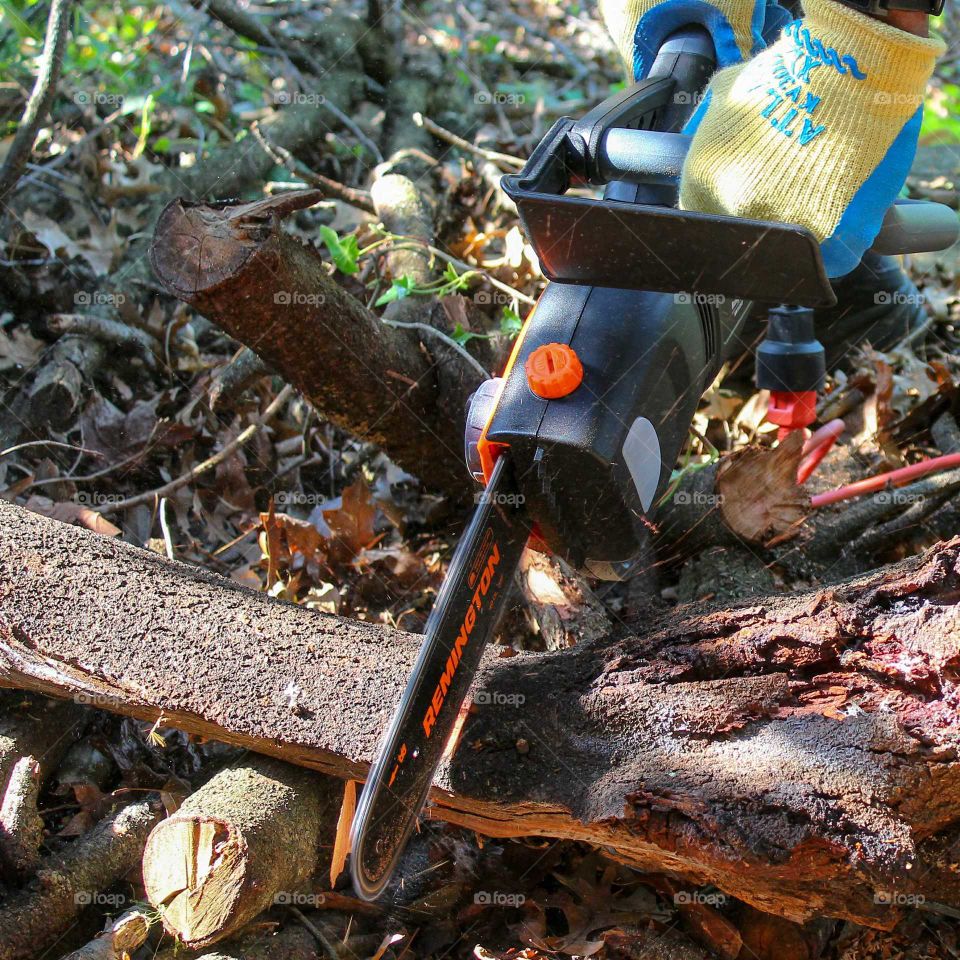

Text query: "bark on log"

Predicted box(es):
[143, 756, 336, 948]
[6, 500, 960, 927]
[150, 194, 481, 498]
[0, 799, 160, 960]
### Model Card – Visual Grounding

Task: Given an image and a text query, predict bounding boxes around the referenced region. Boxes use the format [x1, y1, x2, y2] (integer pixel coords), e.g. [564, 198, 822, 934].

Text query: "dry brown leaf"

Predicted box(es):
[0, 324, 46, 372]
[23, 495, 121, 537]
[323, 477, 378, 557]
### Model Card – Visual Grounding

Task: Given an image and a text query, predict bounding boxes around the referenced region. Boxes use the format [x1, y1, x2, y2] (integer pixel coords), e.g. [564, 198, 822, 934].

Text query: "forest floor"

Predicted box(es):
[2, 0, 960, 957]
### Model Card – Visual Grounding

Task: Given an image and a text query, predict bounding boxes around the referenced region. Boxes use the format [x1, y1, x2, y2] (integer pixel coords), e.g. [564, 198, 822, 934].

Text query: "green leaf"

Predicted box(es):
[450, 322, 493, 346]
[477, 34, 500, 55]
[499, 307, 522, 338]
[318, 226, 360, 275]
[451, 322, 478, 346]
[0, 0, 40, 39]
[375, 276, 416, 306]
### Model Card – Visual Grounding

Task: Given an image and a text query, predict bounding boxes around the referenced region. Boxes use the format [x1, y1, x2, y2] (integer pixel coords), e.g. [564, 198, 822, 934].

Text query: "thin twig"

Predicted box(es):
[412, 112, 524, 170]
[158, 498, 175, 560]
[0, 440, 104, 460]
[290, 907, 340, 960]
[0, 0, 74, 202]
[96, 385, 294, 515]
[381, 318, 490, 378]
[195, 0, 383, 162]
[250, 122, 375, 212]
[382, 238, 536, 306]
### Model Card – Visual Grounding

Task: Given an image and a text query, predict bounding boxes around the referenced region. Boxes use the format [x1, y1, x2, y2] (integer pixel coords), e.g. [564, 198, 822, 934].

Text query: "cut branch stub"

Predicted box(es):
[143, 756, 336, 948]
[150, 193, 482, 498]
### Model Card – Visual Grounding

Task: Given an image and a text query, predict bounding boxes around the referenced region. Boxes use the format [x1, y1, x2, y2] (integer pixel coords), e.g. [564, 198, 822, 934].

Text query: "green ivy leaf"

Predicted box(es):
[375, 275, 416, 306]
[451, 322, 479, 346]
[499, 307, 522, 338]
[319, 226, 360, 275]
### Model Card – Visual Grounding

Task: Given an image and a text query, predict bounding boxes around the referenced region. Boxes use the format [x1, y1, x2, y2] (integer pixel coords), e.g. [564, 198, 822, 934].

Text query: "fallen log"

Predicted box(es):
[143, 755, 336, 948]
[0, 799, 159, 960]
[150, 192, 482, 499]
[4, 499, 960, 927]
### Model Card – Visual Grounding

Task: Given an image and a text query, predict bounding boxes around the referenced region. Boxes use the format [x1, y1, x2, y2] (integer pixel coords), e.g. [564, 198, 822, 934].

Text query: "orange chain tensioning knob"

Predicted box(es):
[525, 343, 583, 399]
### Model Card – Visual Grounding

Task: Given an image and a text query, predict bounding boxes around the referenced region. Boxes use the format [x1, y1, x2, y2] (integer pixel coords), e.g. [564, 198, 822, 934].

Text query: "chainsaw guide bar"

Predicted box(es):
[350, 456, 528, 900]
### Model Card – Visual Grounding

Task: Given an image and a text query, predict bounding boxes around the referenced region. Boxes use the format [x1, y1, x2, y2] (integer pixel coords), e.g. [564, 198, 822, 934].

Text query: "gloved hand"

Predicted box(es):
[679, 0, 944, 277]
[600, 0, 767, 80]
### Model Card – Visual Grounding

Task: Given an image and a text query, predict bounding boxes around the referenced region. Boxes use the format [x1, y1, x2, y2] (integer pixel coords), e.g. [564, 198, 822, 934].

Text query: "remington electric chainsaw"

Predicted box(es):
[349, 26, 959, 899]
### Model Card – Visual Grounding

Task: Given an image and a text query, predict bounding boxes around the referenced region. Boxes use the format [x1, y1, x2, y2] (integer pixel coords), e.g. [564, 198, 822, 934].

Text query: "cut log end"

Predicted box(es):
[143, 816, 242, 946]
[142, 756, 334, 948]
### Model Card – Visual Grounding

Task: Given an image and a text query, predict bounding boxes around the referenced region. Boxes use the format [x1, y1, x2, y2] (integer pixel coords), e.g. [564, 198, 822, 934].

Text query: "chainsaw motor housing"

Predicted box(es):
[479, 26, 746, 579]
[480, 278, 751, 578]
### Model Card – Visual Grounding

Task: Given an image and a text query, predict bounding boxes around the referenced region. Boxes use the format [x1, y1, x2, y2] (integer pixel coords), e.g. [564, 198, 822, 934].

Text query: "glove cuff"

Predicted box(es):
[796, 0, 944, 92]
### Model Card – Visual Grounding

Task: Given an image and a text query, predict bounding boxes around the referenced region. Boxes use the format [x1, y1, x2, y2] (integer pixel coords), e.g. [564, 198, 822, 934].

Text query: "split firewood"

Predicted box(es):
[0, 756, 43, 878]
[150, 192, 483, 499]
[143, 755, 336, 949]
[153, 924, 321, 960]
[0, 799, 160, 960]
[61, 908, 154, 960]
[6, 501, 960, 926]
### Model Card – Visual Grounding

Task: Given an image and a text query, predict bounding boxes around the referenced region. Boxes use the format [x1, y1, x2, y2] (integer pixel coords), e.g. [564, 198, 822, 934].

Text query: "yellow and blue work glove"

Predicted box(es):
[602, 0, 944, 277]
[600, 0, 768, 78]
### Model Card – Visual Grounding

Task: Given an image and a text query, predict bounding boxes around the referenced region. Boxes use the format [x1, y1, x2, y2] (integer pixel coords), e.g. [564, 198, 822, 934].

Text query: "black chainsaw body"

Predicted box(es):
[485, 283, 749, 576]
[487, 28, 746, 577]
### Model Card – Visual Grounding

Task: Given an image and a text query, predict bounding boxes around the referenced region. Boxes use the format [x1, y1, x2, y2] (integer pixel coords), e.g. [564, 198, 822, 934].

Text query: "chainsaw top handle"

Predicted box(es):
[501, 26, 958, 306]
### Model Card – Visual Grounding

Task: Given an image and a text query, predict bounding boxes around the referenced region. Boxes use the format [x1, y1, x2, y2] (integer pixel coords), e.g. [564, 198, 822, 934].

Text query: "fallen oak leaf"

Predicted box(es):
[322, 476, 378, 557]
